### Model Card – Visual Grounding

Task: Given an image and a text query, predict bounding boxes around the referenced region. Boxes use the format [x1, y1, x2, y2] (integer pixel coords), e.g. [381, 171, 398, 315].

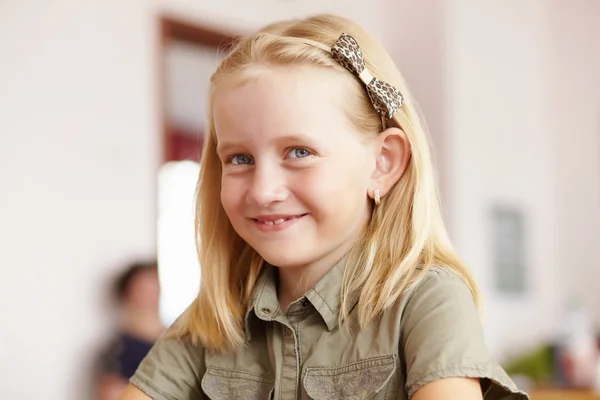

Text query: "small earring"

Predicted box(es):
[374, 188, 381, 206]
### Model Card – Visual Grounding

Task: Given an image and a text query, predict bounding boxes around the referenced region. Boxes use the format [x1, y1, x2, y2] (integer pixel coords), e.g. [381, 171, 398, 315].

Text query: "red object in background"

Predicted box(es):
[165, 125, 204, 162]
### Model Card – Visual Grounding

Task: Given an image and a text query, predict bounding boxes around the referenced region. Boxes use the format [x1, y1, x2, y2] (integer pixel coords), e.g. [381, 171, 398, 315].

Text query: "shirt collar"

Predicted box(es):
[245, 254, 352, 339]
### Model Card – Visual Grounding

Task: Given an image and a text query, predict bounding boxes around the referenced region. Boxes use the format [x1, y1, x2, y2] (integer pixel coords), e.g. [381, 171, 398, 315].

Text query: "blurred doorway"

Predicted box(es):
[156, 16, 237, 326]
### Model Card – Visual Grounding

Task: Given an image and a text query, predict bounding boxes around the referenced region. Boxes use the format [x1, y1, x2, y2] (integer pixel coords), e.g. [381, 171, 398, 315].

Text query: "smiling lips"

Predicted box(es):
[252, 214, 307, 230]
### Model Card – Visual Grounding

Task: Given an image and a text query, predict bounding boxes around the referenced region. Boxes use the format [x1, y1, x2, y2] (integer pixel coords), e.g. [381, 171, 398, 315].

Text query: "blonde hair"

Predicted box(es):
[171, 14, 481, 352]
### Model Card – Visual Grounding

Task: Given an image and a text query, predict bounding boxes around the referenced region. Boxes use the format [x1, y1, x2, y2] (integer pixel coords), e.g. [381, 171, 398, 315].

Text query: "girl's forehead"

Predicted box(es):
[212, 66, 356, 145]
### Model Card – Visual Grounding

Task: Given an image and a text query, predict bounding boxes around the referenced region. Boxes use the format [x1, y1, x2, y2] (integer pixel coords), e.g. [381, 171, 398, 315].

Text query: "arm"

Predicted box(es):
[118, 384, 153, 400]
[412, 377, 483, 400]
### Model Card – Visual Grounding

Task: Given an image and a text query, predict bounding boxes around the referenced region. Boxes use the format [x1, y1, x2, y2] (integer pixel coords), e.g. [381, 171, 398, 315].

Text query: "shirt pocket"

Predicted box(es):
[201, 366, 275, 400]
[303, 355, 396, 400]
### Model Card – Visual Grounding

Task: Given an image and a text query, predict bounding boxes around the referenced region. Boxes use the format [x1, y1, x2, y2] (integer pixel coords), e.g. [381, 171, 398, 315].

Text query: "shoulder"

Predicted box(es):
[416, 265, 474, 296]
[415, 264, 469, 287]
[395, 265, 481, 352]
[397, 265, 476, 318]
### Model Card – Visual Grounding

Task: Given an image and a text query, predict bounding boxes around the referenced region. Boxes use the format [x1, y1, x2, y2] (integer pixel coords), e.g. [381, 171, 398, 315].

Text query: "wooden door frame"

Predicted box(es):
[158, 15, 238, 163]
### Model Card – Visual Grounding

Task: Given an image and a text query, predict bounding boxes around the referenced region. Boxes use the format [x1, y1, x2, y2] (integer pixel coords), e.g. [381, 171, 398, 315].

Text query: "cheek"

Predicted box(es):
[220, 177, 242, 215]
[296, 160, 370, 212]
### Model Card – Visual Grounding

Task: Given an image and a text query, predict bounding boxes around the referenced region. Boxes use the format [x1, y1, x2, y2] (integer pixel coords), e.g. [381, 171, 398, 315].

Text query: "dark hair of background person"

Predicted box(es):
[113, 261, 158, 304]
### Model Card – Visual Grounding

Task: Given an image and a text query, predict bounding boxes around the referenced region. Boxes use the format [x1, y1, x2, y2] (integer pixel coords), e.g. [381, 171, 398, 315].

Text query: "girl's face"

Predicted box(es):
[214, 65, 375, 269]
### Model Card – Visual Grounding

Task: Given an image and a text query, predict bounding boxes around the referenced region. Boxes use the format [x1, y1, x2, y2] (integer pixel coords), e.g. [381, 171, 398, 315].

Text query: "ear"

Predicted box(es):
[368, 127, 411, 201]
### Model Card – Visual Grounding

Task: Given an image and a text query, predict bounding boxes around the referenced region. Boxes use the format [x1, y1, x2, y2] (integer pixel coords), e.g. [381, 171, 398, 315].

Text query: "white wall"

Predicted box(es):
[446, 0, 560, 359]
[548, 0, 600, 322]
[0, 1, 157, 398]
[0, 1, 393, 399]
[386, 0, 452, 217]
[440, 0, 600, 359]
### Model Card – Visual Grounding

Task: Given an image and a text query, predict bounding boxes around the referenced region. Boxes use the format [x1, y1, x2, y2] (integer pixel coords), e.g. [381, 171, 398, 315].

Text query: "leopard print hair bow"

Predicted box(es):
[330, 34, 404, 119]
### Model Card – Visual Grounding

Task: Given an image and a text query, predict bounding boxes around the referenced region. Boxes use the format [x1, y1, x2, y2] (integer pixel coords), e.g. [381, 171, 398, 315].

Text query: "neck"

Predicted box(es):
[277, 244, 350, 312]
[122, 308, 164, 342]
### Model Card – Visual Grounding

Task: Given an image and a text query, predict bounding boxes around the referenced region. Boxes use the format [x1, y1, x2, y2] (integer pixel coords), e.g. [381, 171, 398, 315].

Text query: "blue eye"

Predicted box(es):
[230, 154, 254, 165]
[287, 148, 312, 159]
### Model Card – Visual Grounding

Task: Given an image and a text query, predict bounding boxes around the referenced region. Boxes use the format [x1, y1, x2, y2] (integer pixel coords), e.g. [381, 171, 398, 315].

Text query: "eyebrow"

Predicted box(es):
[215, 141, 242, 158]
[216, 133, 320, 156]
[274, 134, 320, 148]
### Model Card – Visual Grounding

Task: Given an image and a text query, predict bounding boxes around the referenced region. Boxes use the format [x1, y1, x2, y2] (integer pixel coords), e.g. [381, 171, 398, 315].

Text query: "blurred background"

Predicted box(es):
[1, 0, 599, 399]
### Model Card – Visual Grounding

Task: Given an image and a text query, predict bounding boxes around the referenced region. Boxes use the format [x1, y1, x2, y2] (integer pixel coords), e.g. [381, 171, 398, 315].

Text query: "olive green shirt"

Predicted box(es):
[131, 258, 528, 399]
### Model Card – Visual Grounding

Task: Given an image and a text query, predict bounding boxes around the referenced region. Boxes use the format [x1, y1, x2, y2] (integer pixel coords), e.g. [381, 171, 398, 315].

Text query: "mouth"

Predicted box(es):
[253, 214, 307, 225]
[251, 214, 308, 230]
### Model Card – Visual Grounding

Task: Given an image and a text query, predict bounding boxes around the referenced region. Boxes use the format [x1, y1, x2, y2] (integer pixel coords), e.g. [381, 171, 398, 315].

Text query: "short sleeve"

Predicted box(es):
[130, 326, 206, 400]
[401, 269, 529, 399]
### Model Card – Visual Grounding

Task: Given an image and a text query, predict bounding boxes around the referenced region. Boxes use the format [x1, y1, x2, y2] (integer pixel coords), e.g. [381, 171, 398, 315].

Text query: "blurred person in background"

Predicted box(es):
[95, 261, 164, 400]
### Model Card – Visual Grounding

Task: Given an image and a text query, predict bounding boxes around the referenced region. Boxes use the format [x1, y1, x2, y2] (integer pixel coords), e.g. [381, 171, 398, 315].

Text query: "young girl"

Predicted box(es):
[121, 14, 528, 400]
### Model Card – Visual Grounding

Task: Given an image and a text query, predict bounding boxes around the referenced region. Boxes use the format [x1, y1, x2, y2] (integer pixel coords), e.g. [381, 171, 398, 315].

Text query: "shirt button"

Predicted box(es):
[301, 299, 310, 307]
[260, 307, 272, 315]
[285, 328, 293, 337]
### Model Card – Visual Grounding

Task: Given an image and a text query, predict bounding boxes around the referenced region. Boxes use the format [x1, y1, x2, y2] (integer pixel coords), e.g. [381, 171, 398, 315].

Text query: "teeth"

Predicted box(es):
[260, 217, 290, 226]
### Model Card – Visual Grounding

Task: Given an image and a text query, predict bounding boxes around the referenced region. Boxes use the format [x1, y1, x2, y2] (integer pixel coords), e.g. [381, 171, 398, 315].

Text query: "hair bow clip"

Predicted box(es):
[330, 34, 404, 119]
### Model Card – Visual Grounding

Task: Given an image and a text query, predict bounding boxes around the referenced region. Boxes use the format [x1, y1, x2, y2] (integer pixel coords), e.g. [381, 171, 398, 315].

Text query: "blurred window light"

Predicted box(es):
[157, 160, 200, 326]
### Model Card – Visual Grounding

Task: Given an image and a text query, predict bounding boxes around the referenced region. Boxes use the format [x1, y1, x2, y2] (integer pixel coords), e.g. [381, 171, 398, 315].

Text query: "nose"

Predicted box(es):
[245, 163, 288, 207]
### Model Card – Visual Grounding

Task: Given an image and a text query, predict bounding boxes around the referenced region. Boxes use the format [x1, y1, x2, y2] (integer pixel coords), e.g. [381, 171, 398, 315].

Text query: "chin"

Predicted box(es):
[254, 246, 311, 268]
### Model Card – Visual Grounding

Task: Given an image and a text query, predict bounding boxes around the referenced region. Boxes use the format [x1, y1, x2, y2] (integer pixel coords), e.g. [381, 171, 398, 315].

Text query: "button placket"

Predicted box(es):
[278, 319, 300, 400]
